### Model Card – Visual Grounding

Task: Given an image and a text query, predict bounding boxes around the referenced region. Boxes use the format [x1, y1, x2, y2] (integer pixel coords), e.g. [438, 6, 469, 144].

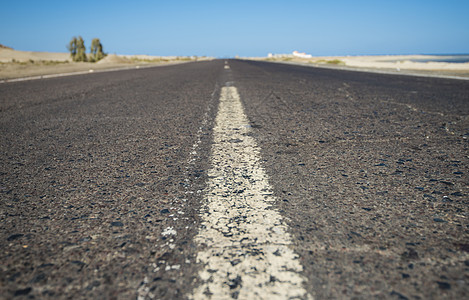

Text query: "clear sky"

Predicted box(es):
[1, 0, 468, 57]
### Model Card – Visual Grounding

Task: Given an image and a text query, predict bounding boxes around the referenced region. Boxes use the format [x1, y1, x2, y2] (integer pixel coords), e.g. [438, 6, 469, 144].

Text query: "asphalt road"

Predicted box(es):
[1, 60, 468, 299]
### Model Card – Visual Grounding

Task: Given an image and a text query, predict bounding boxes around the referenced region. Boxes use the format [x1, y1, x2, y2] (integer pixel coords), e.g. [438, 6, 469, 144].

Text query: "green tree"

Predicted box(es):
[75, 36, 87, 62]
[67, 37, 77, 60]
[90, 38, 105, 62]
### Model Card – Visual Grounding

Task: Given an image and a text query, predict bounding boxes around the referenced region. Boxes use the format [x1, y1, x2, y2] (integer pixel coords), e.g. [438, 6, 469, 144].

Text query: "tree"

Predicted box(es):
[75, 36, 87, 62]
[90, 38, 105, 62]
[68, 36, 106, 62]
[67, 37, 77, 60]
[67, 36, 87, 62]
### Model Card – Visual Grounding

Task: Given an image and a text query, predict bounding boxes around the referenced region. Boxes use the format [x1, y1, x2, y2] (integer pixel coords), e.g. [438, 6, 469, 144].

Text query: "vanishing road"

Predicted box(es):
[1, 60, 468, 299]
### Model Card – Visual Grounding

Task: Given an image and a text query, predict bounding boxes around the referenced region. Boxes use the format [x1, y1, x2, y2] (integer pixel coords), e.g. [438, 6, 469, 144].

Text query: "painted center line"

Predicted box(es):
[190, 85, 311, 299]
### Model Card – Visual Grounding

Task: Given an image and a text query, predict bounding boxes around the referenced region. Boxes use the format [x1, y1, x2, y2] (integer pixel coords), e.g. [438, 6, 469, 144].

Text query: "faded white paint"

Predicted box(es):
[190, 86, 311, 299]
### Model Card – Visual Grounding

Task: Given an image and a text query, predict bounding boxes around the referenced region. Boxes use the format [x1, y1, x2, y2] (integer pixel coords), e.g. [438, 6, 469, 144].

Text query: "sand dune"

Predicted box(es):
[257, 54, 469, 78]
[96, 54, 132, 64]
[0, 48, 70, 63]
[341, 55, 469, 71]
[0, 48, 205, 80]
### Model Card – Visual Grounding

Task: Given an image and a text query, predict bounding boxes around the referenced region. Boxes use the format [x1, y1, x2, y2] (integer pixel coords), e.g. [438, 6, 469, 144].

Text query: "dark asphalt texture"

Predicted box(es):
[1, 62, 222, 299]
[1, 60, 468, 299]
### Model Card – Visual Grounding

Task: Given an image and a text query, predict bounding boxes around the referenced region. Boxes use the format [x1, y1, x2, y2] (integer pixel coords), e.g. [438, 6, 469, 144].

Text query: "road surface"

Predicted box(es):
[1, 60, 468, 299]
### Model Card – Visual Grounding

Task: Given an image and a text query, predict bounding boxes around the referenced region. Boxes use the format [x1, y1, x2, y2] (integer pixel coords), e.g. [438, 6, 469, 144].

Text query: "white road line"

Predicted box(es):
[190, 85, 311, 299]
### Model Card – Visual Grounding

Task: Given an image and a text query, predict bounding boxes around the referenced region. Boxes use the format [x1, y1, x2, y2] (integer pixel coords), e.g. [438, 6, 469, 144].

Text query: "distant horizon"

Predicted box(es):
[1, 1, 468, 58]
[3, 44, 469, 59]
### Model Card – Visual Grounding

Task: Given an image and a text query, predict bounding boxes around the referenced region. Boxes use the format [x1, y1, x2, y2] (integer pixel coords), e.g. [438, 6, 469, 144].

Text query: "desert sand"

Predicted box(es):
[0, 47, 206, 81]
[0, 47, 71, 63]
[342, 55, 469, 71]
[258, 54, 469, 78]
[2, 46, 469, 80]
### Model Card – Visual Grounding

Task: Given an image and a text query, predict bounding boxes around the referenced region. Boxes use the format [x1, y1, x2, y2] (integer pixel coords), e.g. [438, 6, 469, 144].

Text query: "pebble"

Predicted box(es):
[439, 181, 454, 186]
[7, 234, 23, 241]
[71, 260, 85, 266]
[14, 287, 32, 296]
[401, 248, 419, 260]
[423, 194, 436, 200]
[390, 290, 409, 300]
[436, 281, 451, 290]
[441, 196, 452, 203]
[86, 280, 101, 290]
[30, 273, 46, 283]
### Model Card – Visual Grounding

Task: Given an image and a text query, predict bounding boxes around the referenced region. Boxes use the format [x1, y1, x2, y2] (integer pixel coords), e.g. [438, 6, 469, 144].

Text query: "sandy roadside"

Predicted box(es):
[0, 48, 70, 63]
[252, 55, 469, 79]
[0, 48, 209, 81]
[0, 60, 190, 81]
[2, 48, 468, 80]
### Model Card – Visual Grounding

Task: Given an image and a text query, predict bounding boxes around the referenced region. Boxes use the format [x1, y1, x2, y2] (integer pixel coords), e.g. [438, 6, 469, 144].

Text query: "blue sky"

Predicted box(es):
[1, 0, 468, 57]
